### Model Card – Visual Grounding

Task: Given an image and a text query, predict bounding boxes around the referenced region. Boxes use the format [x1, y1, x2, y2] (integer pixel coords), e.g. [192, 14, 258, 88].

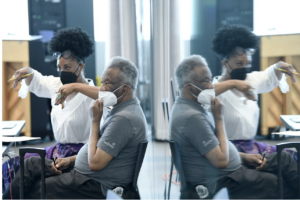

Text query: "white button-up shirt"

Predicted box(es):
[19, 69, 94, 144]
[213, 64, 289, 140]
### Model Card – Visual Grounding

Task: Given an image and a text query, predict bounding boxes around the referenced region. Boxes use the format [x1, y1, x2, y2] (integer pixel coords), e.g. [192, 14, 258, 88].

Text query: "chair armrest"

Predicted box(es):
[19, 147, 46, 157]
[276, 142, 300, 152]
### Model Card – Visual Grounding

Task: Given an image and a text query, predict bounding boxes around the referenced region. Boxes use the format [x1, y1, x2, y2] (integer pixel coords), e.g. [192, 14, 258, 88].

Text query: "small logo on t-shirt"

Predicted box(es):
[104, 141, 115, 149]
[202, 139, 213, 147]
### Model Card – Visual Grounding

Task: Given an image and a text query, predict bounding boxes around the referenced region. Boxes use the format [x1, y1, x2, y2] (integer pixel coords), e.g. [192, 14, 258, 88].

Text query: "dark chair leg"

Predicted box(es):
[168, 159, 174, 199]
[277, 146, 283, 199]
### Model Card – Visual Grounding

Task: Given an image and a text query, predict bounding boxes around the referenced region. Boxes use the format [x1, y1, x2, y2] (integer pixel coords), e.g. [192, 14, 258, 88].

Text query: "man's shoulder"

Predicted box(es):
[170, 103, 209, 139]
[116, 102, 142, 116]
[172, 102, 206, 120]
[109, 103, 146, 130]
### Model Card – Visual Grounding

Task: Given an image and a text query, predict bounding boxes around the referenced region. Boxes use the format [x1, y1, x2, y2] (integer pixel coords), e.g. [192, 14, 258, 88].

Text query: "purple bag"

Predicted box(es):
[2, 156, 20, 194]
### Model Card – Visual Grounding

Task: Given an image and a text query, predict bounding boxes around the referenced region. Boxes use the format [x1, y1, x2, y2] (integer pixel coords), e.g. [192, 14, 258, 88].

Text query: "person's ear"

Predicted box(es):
[221, 60, 230, 74]
[125, 84, 131, 94]
[221, 60, 227, 68]
[80, 63, 85, 71]
[183, 83, 193, 92]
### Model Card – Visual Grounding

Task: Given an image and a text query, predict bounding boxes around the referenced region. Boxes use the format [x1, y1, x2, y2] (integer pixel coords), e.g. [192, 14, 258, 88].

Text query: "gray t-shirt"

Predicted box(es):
[170, 97, 241, 193]
[74, 97, 147, 196]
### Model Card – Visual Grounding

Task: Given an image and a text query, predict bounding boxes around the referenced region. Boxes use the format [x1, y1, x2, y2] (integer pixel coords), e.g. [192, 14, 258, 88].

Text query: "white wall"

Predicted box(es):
[1, 0, 29, 36]
[93, 0, 110, 82]
[254, 0, 300, 36]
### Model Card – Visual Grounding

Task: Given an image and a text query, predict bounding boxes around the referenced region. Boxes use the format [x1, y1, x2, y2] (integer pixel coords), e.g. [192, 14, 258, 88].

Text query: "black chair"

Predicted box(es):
[162, 98, 179, 199]
[162, 98, 167, 121]
[169, 140, 186, 188]
[19, 148, 46, 199]
[170, 78, 176, 103]
[117, 140, 148, 199]
[19, 141, 148, 200]
[276, 142, 300, 199]
[132, 140, 148, 195]
[162, 99, 170, 121]
[169, 140, 209, 199]
[167, 79, 181, 198]
[164, 98, 180, 198]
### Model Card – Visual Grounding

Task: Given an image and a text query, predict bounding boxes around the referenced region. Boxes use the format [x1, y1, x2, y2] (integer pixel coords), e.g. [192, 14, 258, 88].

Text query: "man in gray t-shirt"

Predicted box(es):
[170, 97, 241, 193]
[171, 55, 298, 199]
[71, 57, 147, 196]
[75, 97, 147, 195]
[3, 57, 147, 199]
[171, 55, 242, 195]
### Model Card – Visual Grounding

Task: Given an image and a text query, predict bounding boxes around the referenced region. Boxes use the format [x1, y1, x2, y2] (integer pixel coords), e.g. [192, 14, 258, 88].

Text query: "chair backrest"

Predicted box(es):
[170, 78, 176, 102]
[162, 99, 170, 121]
[19, 148, 46, 199]
[276, 142, 300, 199]
[132, 140, 148, 190]
[165, 99, 170, 121]
[169, 140, 186, 188]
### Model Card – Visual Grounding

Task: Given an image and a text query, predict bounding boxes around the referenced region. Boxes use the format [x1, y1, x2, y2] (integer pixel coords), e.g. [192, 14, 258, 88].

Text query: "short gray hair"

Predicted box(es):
[175, 55, 208, 89]
[106, 56, 139, 91]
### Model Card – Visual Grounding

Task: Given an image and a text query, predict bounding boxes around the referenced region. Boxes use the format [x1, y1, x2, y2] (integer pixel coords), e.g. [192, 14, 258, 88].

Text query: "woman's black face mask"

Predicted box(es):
[227, 62, 250, 81]
[224, 47, 254, 80]
[59, 64, 81, 85]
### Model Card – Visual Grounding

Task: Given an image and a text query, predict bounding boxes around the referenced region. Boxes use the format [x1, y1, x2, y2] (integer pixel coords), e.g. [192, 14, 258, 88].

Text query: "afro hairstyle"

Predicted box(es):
[211, 24, 258, 59]
[48, 27, 94, 63]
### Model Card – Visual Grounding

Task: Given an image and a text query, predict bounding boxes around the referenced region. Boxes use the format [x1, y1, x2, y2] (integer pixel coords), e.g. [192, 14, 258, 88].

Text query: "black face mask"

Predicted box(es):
[60, 65, 80, 85]
[227, 62, 250, 80]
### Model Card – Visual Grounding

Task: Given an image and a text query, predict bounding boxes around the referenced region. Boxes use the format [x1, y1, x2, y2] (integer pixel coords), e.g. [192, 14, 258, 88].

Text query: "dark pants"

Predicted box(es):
[216, 152, 298, 199]
[2, 157, 105, 199]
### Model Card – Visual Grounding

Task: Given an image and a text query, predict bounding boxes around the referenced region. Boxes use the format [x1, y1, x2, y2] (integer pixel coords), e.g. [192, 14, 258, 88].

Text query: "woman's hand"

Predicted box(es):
[11, 67, 33, 89]
[92, 99, 103, 123]
[233, 80, 257, 101]
[276, 61, 297, 83]
[241, 153, 267, 170]
[55, 84, 76, 105]
[51, 157, 73, 174]
[256, 156, 267, 171]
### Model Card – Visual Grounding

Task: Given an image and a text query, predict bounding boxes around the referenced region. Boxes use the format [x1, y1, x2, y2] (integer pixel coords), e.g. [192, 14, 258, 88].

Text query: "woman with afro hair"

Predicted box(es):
[12, 27, 95, 159]
[212, 24, 298, 160]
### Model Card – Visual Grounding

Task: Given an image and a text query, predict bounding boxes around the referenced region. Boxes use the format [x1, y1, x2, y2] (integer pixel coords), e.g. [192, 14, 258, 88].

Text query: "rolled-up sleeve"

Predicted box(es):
[246, 64, 289, 94]
[82, 80, 97, 110]
[19, 69, 61, 99]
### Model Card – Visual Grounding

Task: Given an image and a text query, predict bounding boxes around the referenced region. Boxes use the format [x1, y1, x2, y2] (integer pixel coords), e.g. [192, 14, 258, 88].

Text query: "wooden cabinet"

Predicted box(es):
[260, 34, 300, 135]
[2, 36, 42, 137]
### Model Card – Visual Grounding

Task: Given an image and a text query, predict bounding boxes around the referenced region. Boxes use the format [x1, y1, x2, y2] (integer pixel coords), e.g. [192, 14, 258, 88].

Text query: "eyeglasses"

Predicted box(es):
[234, 47, 255, 56]
[224, 47, 255, 60]
[53, 50, 83, 63]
